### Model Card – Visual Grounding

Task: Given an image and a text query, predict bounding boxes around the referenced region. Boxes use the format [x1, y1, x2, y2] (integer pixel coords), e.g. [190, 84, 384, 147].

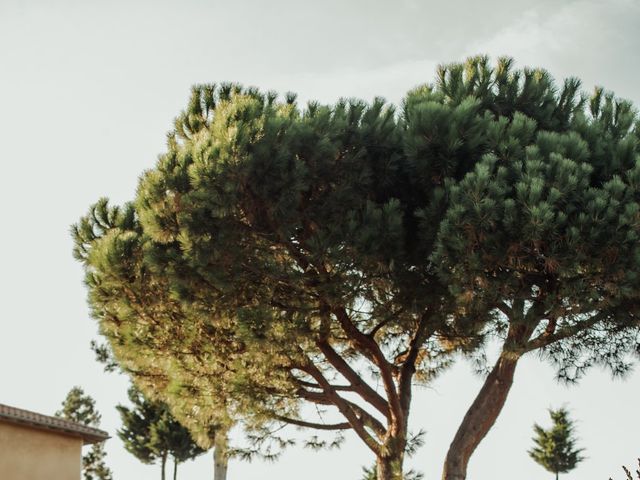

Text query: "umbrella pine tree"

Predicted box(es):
[73, 57, 640, 480]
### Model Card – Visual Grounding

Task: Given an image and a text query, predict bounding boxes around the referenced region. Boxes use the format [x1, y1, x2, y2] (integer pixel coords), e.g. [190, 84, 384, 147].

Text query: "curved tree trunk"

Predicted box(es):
[441, 353, 520, 480]
[213, 430, 229, 480]
[173, 457, 178, 480]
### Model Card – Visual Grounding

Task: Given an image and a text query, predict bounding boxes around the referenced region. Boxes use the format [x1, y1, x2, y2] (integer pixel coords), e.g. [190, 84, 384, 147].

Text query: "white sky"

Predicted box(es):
[1, 1, 639, 479]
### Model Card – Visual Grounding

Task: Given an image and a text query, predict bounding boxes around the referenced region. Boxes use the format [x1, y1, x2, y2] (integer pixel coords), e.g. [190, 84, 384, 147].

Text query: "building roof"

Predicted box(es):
[0, 403, 109, 445]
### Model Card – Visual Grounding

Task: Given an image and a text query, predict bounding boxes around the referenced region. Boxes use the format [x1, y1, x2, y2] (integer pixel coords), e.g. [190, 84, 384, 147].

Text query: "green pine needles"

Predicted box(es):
[56, 387, 112, 480]
[529, 408, 585, 479]
[73, 56, 640, 480]
[117, 386, 206, 480]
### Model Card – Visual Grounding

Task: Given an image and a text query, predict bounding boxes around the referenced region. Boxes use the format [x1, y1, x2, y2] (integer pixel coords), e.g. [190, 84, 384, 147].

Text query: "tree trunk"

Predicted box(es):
[161, 451, 167, 480]
[375, 431, 407, 480]
[213, 430, 229, 480]
[442, 353, 520, 480]
[173, 457, 178, 480]
[376, 451, 405, 480]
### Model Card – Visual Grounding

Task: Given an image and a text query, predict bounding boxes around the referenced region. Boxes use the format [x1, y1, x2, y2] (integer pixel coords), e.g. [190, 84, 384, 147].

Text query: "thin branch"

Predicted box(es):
[344, 400, 387, 439]
[332, 306, 402, 422]
[524, 310, 610, 352]
[296, 388, 333, 405]
[367, 315, 397, 338]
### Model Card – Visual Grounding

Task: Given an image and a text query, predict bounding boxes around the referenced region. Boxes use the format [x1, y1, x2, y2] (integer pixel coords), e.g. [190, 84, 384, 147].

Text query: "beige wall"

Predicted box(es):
[0, 420, 82, 480]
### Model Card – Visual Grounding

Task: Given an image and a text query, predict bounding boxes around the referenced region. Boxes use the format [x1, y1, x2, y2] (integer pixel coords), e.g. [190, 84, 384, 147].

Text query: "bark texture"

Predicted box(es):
[213, 431, 229, 480]
[376, 450, 405, 480]
[441, 354, 520, 480]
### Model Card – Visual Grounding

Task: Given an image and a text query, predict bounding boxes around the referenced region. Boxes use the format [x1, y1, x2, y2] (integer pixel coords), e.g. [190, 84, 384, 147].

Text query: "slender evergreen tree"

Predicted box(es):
[529, 408, 585, 479]
[73, 57, 640, 480]
[56, 387, 112, 480]
[117, 386, 206, 480]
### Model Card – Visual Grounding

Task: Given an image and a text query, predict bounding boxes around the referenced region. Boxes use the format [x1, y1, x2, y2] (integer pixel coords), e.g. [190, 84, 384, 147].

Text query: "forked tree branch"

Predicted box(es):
[331, 306, 403, 423]
[524, 309, 611, 352]
[315, 339, 391, 418]
[302, 358, 382, 454]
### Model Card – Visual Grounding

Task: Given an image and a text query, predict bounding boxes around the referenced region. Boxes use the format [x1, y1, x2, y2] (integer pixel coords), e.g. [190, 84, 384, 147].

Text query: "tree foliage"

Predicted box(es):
[73, 56, 640, 480]
[117, 385, 206, 480]
[529, 408, 585, 479]
[56, 387, 112, 480]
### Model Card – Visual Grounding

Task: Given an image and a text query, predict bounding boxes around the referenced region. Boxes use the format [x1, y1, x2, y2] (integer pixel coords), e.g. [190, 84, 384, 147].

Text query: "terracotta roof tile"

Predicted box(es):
[0, 403, 109, 445]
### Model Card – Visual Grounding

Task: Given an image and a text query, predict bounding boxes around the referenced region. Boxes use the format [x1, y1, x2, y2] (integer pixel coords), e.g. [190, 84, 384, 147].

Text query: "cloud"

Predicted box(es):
[255, 0, 640, 107]
[464, 0, 640, 103]
[265, 58, 440, 106]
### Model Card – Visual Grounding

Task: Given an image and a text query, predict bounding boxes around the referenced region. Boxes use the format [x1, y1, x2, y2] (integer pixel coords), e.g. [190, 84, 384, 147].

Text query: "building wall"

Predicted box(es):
[0, 420, 82, 480]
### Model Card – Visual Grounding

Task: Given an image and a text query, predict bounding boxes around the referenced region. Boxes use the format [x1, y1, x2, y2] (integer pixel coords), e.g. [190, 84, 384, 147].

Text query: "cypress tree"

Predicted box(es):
[56, 387, 112, 480]
[117, 386, 206, 480]
[529, 408, 585, 479]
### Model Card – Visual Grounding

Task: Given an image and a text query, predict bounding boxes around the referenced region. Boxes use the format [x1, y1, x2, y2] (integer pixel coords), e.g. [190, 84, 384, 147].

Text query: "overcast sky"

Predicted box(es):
[1, 1, 639, 479]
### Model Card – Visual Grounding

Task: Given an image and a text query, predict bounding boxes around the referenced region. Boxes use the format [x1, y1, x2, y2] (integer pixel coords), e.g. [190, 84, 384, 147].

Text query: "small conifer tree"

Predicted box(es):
[529, 408, 585, 479]
[117, 386, 206, 480]
[56, 387, 112, 480]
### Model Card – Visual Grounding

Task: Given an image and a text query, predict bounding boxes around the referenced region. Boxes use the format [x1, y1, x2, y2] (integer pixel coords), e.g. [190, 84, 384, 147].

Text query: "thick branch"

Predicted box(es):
[495, 301, 513, 318]
[315, 339, 390, 418]
[276, 232, 394, 445]
[303, 360, 382, 454]
[296, 387, 386, 439]
[275, 416, 351, 431]
[331, 306, 402, 422]
[296, 387, 333, 405]
[345, 400, 387, 439]
[295, 379, 354, 392]
[398, 311, 434, 414]
[524, 299, 548, 323]
[368, 316, 395, 338]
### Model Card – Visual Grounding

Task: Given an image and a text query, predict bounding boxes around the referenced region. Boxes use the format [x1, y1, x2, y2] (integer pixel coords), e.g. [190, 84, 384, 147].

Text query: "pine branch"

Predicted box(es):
[274, 416, 351, 431]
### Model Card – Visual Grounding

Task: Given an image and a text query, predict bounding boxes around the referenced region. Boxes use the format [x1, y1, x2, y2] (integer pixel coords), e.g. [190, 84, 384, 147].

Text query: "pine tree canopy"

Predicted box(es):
[529, 408, 585, 476]
[56, 386, 102, 428]
[73, 56, 640, 478]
